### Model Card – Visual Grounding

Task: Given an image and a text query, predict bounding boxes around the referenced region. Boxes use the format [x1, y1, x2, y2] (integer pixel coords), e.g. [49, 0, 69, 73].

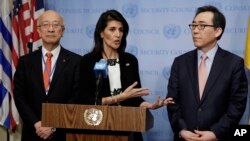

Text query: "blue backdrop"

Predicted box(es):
[43, 0, 250, 140]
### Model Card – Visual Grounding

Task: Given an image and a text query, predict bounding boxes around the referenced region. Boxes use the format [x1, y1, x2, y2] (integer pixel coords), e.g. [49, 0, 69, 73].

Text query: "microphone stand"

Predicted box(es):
[95, 72, 102, 105]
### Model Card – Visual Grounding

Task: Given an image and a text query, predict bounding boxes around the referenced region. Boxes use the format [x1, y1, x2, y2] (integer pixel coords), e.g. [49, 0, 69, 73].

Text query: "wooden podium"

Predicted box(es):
[41, 103, 153, 141]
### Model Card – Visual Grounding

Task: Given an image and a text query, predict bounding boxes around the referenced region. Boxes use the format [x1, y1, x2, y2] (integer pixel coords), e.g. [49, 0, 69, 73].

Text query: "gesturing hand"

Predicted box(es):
[163, 97, 175, 105]
[140, 96, 175, 109]
[120, 81, 149, 101]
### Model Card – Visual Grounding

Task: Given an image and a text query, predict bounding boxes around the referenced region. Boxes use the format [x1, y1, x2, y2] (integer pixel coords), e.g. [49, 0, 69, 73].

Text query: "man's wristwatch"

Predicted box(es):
[51, 127, 56, 133]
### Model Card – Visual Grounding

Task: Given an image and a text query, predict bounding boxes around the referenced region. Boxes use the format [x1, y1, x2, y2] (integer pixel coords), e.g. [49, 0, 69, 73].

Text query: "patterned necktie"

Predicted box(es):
[198, 54, 208, 99]
[43, 52, 53, 90]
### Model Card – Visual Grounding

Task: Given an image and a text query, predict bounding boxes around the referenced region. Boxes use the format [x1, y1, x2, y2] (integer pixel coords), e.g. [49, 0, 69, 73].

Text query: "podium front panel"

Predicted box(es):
[42, 103, 153, 132]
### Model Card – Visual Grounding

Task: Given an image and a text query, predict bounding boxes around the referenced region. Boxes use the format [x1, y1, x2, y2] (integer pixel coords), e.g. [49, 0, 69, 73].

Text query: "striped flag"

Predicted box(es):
[30, 0, 44, 51]
[0, 0, 18, 130]
[0, 0, 44, 130]
[244, 16, 250, 125]
[12, 0, 44, 63]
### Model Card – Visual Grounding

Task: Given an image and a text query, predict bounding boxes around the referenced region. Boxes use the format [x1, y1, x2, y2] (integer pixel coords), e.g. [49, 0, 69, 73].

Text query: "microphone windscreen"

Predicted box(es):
[93, 59, 108, 78]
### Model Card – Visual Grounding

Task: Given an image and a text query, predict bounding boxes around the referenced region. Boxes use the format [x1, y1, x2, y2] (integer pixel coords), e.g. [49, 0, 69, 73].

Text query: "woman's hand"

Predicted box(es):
[163, 97, 175, 105]
[115, 81, 175, 109]
[119, 81, 149, 101]
[140, 97, 175, 109]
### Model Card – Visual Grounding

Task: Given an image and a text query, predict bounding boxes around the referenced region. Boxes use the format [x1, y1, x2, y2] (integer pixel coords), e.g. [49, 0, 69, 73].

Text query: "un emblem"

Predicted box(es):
[163, 24, 181, 39]
[126, 45, 138, 56]
[122, 3, 138, 18]
[86, 24, 95, 38]
[84, 108, 103, 126]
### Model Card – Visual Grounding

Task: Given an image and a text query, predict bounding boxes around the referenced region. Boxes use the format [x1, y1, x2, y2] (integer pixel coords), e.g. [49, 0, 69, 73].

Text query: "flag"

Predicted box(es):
[245, 17, 250, 70]
[0, 0, 18, 130]
[30, 0, 44, 51]
[0, 0, 44, 130]
[245, 16, 250, 125]
[12, 0, 44, 64]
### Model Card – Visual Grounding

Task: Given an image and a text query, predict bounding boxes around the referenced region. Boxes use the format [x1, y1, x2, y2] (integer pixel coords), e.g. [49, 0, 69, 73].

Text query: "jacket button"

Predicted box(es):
[198, 108, 202, 112]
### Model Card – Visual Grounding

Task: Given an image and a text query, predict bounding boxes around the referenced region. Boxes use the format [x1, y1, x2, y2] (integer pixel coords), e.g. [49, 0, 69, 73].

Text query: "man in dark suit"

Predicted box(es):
[13, 10, 81, 141]
[167, 5, 248, 141]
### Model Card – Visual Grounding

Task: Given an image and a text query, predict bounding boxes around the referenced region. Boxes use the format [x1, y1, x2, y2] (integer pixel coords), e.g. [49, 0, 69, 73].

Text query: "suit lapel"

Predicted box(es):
[186, 50, 200, 103]
[116, 53, 123, 89]
[200, 47, 225, 101]
[47, 48, 69, 94]
[32, 49, 47, 95]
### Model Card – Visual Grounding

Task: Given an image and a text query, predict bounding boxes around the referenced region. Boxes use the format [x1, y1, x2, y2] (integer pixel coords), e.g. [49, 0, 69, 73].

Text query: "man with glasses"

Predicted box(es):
[167, 5, 248, 141]
[14, 10, 81, 141]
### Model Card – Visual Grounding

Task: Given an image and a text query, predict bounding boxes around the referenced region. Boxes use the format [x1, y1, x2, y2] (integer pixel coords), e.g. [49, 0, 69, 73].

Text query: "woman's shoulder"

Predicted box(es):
[122, 52, 137, 60]
[82, 52, 101, 61]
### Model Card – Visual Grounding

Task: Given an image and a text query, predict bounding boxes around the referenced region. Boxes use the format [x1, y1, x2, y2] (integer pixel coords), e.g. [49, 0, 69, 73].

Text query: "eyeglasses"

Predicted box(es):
[188, 24, 215, 30]
[38, 22, 64, 29]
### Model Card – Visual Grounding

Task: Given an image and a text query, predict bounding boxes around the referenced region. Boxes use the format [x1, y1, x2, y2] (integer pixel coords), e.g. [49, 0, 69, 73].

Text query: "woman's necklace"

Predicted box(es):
[102, 52, 119, 66]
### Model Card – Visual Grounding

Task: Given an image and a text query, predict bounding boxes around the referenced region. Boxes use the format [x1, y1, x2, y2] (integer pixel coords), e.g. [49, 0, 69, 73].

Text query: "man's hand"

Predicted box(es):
[34, 121, 54, 139]
[194, 130, 217, 141]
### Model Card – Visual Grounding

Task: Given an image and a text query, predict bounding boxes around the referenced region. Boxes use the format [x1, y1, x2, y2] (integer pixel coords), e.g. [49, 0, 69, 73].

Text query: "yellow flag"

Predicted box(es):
[245, 16, 250, 125]
[245, 16, 250, 69]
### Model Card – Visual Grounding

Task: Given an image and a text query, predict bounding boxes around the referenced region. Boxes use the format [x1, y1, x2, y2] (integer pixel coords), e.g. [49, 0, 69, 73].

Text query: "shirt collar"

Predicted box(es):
[42, 45, 61, 58]
[197, 45, 218, 60]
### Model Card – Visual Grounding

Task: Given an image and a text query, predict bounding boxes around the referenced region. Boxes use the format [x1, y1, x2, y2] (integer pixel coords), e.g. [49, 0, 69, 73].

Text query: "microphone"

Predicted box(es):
[93, 59, 108, 105]
[94, 59, 108, 78]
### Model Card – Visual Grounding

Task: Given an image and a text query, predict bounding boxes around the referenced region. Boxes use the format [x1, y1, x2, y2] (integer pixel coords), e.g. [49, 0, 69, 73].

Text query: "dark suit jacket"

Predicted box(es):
[74, 51, 144, 141]
[75, 51, 144, 106]
[167, 47, 248, 141]
[14, 47, 81, 141]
